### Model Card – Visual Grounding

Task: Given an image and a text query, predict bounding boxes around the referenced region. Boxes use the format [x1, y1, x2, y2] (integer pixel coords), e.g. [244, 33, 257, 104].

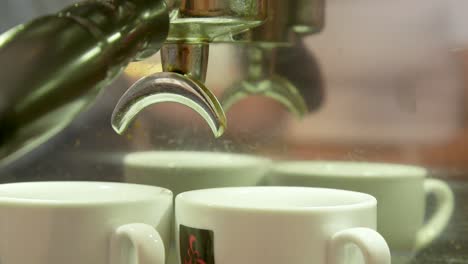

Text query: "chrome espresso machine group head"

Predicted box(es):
[0, 0, 325, 166]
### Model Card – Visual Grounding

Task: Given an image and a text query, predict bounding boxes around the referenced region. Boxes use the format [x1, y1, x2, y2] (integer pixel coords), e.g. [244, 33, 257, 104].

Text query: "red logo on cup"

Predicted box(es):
[180, 225, 214, 264]
[184, 235, 207, 264]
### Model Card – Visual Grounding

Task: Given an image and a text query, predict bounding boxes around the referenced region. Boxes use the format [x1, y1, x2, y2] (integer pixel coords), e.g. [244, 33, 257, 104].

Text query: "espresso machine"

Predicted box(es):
[0, 1, 467, 264]
[0, 0, 324, 167]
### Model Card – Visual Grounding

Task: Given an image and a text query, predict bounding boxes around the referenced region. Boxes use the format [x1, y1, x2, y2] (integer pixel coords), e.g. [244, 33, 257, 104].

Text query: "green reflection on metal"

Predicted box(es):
[0, 0, 170, 166]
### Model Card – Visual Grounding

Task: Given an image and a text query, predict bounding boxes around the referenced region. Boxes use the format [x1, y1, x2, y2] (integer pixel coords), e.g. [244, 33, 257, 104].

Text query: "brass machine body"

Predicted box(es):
[0, 0, 324, 167]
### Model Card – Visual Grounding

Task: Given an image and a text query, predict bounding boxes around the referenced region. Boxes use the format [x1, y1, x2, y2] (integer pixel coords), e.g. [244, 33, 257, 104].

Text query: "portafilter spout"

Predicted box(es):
[112, 72, 226, 138]
[221, 46, 308, 118]
[220, 0, 325, 117]
[111, 0, 268, 138]
[0, 0, 259, 167]
[111, 42, 227, 137]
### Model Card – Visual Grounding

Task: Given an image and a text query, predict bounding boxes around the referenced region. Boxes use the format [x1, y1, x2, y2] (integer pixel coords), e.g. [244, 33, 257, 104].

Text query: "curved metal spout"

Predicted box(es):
[221, 75, 308, 118]
[112, 72, 226, 138]
[221, 46, 308, 117]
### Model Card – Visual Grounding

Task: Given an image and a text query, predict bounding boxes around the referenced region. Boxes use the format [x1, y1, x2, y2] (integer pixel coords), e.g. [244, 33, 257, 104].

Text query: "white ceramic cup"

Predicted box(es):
[123, 151, 271, 196]
[268, 161, 454, 253]
[0, 181, 173, 264]
[176, 187, 391, 264]
[124, 151, 271, 264]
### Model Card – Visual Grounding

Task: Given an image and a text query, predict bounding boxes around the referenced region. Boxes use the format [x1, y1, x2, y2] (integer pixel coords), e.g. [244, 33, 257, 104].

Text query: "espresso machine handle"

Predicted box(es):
[0, 0, 173, 166]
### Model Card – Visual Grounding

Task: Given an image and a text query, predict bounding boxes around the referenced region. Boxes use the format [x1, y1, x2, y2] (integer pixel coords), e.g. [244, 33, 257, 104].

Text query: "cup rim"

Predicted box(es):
[273, 160, 427, 179]
[0, 181, 173, 207]
[123, 151, 271, 170]
[176, 186, 376, 213]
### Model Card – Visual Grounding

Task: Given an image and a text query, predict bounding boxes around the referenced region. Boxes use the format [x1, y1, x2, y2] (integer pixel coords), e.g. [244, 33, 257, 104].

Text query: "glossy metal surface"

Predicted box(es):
[222, 47, 308, 117]
[221, 0, 325, 44]
[291, 0, 325, 35]
[112, 72, 226, 138]
[161, 43, 209, 83]
[112, 0, 268, 144]
[0, 0, 170, 166]
[168, 0, 267, 41]
[219, 0, 325, 117]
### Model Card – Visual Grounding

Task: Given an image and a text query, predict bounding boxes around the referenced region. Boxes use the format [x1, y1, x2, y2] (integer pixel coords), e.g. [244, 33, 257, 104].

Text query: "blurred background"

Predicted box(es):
[1, 0, 468, 263]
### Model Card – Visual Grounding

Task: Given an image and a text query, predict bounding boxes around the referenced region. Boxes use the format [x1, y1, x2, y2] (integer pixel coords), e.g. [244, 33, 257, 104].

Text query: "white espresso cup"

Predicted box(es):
[268, 161, 454, 254]
[124, 151, 271, 264]
[176, 187, 391, 264]
[124, 151, 271, 196]
[0, 181, 173, 264]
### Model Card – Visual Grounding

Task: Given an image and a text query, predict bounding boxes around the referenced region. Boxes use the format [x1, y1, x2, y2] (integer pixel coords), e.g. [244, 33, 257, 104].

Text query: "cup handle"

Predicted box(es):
[109, 223, 165, 264]
[415, 179, 454, 251]
[328, 227, 391, 264]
